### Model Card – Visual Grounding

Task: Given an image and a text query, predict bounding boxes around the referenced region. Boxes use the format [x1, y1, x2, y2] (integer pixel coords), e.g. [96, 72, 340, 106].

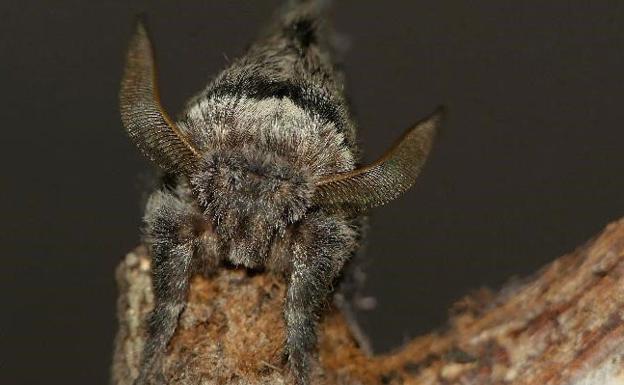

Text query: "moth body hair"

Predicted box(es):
[119, 1, 442, 384]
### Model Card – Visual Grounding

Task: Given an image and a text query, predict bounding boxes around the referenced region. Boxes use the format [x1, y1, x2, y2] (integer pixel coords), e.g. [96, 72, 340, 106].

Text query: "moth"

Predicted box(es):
[119, 1, 442, 384]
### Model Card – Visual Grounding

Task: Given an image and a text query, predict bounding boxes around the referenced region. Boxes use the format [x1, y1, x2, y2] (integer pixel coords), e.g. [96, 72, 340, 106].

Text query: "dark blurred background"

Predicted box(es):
[2, 1, 624, 384]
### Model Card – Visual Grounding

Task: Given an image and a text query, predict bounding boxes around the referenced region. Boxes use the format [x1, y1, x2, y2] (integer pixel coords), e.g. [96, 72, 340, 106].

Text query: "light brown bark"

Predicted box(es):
[111, 218, 624, 385]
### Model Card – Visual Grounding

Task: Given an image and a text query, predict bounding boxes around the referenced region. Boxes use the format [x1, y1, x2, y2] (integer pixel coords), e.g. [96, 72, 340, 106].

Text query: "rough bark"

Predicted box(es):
[111, 218, 624, 385]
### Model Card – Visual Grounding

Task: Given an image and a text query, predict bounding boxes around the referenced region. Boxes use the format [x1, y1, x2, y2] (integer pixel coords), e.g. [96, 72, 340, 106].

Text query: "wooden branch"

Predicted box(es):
[111, 218, 624, 385]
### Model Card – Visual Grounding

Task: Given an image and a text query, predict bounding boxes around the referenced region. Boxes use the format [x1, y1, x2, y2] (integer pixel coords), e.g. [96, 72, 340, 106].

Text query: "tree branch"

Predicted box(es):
[111, 218, 624, 385]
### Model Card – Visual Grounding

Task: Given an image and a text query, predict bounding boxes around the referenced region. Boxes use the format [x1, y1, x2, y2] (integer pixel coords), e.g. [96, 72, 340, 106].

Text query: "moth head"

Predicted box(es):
[189, 148, 312, 254]
[120, 20, 442, 224]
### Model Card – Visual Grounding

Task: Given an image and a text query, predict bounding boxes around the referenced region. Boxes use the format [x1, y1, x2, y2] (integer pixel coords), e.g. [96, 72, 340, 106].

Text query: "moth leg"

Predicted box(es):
[333, 216, 374, 355]
[135, 189, 200, 385]
[333, 279, 374, 356]
[285, 213, 356, 385]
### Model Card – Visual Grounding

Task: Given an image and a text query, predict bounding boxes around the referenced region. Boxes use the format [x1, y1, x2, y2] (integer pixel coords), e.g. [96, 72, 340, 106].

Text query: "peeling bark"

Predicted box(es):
[111, 218, 624, 385]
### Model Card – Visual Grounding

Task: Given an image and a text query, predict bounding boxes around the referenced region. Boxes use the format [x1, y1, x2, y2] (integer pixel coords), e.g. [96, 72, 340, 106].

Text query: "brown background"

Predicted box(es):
[2, 1, 623, 384]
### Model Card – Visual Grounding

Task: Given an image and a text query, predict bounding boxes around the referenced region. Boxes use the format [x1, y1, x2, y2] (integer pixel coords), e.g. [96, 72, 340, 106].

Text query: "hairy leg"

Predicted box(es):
[284, 212, 357, 385]
[135, 188, 201, 385]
